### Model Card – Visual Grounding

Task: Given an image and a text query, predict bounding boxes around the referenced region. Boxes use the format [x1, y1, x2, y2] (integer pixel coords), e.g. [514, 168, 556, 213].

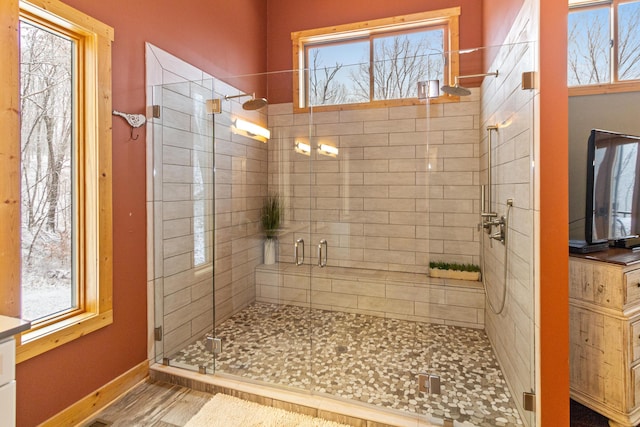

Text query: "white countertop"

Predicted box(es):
[0, 316, 30, 341]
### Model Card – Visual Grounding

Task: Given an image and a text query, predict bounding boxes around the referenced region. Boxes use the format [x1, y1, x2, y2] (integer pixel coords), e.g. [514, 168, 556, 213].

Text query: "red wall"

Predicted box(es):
[265, 0, 485, 104]
[15, 1, 267, 426]
[482, 0, 525, 48]
[539, 0, 570, 424]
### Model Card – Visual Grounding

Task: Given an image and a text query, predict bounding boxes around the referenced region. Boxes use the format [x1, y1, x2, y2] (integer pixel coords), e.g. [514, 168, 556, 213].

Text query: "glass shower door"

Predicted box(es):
[305, 66, 426, 419]
[209, 72, 315, 391]
[477, 41, 538, 427]
[150, 78, 216, 373]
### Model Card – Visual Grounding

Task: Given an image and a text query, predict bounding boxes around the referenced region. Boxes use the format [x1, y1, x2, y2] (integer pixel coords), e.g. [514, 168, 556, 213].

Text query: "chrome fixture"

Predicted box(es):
[417, 80, 440, 99]
[206, 99, 221, 114]
[224, 92, 268, 110]
[441, 70, 499, 97]
[480, 199, 513, 315]
[294, 238, 305, 266]
[483, 215, 507, 244]
[522, 71, 538, 90]
[418, 373, 441, 394]
[481, 125, 500, 223]
[523, 391, 536, 412]
[317, 239, 328, 268]
[205, 335, 222, 354]
[479, 125, 512, 315]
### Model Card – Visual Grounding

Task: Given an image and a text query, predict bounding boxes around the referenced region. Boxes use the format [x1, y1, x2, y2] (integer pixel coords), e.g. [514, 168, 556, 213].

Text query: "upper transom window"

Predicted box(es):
[568, 0, 640, 94]
[292, 8, 460, 111]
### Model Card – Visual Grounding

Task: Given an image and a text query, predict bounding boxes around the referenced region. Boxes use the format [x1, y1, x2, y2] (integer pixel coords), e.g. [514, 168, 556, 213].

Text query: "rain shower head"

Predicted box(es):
[242, 97, 268, 110]
[224, 92, 268, 110]
[441, 84, 472, 97]
[441, 70, 499, 97]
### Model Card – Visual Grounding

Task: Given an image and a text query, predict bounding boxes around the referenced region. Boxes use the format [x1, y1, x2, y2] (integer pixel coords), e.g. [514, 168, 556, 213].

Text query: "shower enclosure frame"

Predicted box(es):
[145, 38, 539, 427]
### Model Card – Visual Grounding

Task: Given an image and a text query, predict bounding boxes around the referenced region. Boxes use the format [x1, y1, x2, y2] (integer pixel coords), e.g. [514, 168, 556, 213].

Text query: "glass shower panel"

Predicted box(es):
[426, 42, 538, 426]
[307, 59, 425, 421]
[210, 71, 314, 392]
[482, 41, 537, 427]
[151, 78, 215, 373]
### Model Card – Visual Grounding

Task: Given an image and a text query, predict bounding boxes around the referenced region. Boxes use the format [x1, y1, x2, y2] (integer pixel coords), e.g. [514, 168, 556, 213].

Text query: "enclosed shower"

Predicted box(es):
[146, 30, 537, 426]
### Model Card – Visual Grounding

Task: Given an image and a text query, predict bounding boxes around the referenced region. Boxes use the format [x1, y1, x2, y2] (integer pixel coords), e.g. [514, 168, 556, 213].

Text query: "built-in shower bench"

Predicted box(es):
[255, 264, 485, 329]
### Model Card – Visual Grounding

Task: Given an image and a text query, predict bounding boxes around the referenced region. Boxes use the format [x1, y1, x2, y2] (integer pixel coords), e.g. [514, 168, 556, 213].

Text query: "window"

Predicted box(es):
[6, 0, 114, 362]
[292, 8, 460, 111]
[20, 18, 75, 322]
[568, 0, 640, 94]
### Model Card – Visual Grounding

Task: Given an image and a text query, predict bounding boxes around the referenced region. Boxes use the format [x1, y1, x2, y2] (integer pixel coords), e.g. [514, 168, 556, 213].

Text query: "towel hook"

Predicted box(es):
[112, 110, 146, 140]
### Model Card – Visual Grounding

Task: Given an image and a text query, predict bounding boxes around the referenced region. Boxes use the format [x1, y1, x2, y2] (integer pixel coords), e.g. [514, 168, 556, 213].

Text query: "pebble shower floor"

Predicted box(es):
[170, 302, 523, 427]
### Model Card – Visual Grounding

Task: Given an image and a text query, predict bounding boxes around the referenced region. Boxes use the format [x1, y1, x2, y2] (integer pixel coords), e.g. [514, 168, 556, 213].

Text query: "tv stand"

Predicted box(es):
[570, 249, 640, 427]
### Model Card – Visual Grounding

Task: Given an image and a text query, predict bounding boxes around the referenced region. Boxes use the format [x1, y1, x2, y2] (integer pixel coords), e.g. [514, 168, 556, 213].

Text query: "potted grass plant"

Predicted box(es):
[429, 261, 481, 281]
[261, 192, 283, 265]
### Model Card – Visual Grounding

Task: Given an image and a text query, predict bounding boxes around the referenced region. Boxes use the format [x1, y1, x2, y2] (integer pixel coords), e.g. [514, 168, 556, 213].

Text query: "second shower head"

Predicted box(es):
[224, 92, 268, 110]
[441, 70, 499, 97]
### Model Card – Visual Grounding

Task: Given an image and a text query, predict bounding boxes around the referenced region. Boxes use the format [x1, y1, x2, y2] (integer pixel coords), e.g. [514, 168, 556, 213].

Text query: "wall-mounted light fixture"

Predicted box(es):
[295, 140, 311, 155]
[233, 118, 270, 142]
[318, 143, 338, 157]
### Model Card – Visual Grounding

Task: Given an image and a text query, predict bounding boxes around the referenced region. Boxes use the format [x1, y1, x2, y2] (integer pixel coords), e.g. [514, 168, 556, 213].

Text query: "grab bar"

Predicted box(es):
[294, 238, 304, 266]
[317, 239, 327, 268]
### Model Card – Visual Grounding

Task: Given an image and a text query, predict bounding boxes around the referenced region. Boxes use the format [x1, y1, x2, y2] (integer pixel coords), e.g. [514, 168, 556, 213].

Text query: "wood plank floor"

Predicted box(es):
[84, 380, 211, 427]
[84, 378, 611, 427]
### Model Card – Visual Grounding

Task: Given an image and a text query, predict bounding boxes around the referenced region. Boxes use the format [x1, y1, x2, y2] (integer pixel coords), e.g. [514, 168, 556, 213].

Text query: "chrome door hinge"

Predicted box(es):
[154, 326, 162, 341]
[523, 391, 536, 412]
[205, 335, 222, 354]
[418, 373, 441, 394]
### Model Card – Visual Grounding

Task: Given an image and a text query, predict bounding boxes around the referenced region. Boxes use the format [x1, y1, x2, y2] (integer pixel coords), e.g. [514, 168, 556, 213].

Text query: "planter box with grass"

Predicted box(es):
[429, 261, 481, 281]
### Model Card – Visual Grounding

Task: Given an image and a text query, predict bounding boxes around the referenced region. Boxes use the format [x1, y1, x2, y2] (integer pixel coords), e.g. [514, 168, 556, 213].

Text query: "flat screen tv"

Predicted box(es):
[586, 129, 640, 244]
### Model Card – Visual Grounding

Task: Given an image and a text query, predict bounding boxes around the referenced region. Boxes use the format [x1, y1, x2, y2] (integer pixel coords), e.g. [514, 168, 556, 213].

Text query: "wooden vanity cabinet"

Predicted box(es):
[570, 250, 640, 427]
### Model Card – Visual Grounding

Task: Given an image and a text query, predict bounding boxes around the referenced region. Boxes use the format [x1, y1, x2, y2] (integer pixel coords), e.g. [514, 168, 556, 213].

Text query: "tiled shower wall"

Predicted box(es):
[212, 87, 268, 324]
[267, 97, 482, 274]
[479, 1, 537, 424]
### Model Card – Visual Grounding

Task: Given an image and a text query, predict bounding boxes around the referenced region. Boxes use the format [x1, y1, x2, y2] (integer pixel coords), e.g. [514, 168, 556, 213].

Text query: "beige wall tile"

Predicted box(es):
[358, 296, 414, 316]
[364, 119, 416, 134]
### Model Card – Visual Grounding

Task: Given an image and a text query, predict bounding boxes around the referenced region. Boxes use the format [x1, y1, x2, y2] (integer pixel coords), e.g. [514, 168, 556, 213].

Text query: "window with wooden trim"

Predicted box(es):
[568, 0, 640, 95]
[292, 8, 460, 111]
[14, 0, 113, 362]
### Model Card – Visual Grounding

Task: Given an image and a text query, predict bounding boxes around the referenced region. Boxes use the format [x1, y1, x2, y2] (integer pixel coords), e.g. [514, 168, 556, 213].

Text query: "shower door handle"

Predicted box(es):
[317, 239, 327, 268]
[294, 238, 304, 266]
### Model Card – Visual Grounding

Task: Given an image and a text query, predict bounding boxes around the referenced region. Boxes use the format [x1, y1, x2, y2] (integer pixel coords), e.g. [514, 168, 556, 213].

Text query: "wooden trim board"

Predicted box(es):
[39, 361, 149, 427]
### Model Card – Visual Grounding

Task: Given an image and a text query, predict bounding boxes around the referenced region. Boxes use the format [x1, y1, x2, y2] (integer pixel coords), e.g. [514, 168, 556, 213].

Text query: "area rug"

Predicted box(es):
[184, 393, 351, 427]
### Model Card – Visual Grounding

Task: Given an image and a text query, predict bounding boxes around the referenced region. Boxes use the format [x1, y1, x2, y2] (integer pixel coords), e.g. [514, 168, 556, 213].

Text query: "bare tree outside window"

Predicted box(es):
[308, 41, 369, 106]
[618, 1, 640, 81]
[368, 32, 444, 100]
[308, 30, 444, 107]
[20, 20, 75, 321]
[568, 1, 640, 87]
[568, 7, 610, 86]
